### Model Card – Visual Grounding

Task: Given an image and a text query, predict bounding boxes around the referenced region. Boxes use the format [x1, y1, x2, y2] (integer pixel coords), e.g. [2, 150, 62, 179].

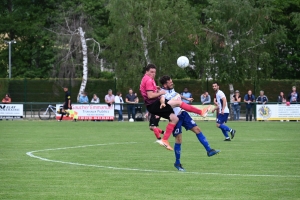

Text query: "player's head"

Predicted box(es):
[212, 82, 219, 92]
[144, 64, 156, 79]
[63, 86, 68, 92]
[159, 75, 173, 89]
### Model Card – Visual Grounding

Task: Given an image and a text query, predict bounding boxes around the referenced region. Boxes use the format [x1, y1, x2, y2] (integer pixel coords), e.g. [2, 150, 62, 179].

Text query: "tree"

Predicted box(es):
[197, 0, 286, 85]
[271, 0, 300, 79]
[0, 0, 57, 78]
[106, 0, 201, 83]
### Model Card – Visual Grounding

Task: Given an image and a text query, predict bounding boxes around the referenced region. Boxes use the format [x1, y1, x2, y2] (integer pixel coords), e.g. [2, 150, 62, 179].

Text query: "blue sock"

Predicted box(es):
[219, 124, 231, 132]
[174, 143, 181, 165]
[221, 129, 229, 138]
[196, 132, 211, 152]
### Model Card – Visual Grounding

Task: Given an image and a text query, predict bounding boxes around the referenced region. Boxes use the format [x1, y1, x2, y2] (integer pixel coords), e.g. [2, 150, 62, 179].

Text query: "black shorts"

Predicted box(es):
[63, 104, 71, 110]
[146, 99, 174, 120]
[149, 113, 161, 127]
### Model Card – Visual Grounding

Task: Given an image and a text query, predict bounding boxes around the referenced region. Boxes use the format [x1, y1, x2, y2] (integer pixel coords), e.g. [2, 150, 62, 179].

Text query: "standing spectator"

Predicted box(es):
[126, 89, 137, 121]
[79, 92, 89, 103]
[114, 92, 124, 121]
[232, 90, 241, 120]
[105, 89, 115, 107]
[278, 92, 286, 103]
[90, 94, 100, 103]
[200, 92, 211, 105]
[2, 93, 11, 104]
[181, 87, 193, 104]
[256, 90, 268, 104]
[288, 86, 299, 103]
[244, 90, 255, 121]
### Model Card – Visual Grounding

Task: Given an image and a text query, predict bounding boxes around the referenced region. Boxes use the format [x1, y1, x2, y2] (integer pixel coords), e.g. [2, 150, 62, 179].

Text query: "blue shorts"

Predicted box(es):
[216, 113, 229, 124]
[173, 111, 197, 137]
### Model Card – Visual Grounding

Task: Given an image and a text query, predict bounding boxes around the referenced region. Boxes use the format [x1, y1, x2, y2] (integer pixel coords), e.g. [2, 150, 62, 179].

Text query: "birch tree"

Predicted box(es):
[48, 3, 102, 101]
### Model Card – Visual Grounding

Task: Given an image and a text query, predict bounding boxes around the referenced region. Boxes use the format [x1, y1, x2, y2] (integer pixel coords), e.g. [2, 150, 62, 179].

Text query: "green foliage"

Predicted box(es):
[200, 0, 286, 84]
[106, 0, 200, 79]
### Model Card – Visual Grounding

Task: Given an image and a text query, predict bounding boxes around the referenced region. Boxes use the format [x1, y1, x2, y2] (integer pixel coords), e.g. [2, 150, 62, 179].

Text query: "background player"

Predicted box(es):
[159, 75, 220, 171]
[58, 86, 72, 122]
[140, 64, 205, 150]
[212, 82, 236, 141]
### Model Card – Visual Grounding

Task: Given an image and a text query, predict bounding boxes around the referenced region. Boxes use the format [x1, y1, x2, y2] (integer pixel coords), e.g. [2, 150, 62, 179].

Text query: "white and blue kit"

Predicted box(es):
[216, 89, 229, 124]
[161, 88, 197, 137]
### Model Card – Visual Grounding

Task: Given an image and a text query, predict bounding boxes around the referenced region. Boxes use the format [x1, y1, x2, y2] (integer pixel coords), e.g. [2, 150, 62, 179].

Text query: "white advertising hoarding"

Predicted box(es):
[256, 104, 300, 121]
[0, 104, 23, 119]
[56, 104, 115, 120]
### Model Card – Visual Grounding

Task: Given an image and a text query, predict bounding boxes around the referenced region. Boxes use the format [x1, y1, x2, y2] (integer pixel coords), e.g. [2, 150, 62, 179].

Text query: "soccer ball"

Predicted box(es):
[129, 118, 134, 122]
[177, 56, 189, 68]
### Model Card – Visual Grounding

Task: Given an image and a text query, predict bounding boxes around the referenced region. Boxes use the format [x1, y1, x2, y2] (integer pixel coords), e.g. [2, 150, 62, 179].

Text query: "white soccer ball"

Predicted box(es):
[177, 56, 189, 68]
[129, 118, 134, 122]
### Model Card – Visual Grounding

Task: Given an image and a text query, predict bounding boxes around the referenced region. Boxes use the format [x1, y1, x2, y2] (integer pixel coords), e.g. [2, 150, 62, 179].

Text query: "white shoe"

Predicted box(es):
[155, 139, 164, 146]
[57, 120, 61, 122]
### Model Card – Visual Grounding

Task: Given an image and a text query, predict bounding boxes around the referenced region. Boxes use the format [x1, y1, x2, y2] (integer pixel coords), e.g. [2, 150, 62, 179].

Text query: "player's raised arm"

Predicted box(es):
[147, 89, 165, 99]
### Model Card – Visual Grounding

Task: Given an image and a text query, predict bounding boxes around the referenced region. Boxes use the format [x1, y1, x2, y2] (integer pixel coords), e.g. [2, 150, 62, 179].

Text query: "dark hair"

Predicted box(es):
[5, 93, 10, 97]
[144, 64, 156, 72]
[212, 82, 219, 86]
[159, 75, 171, 85]
[117, 92, 121, 96]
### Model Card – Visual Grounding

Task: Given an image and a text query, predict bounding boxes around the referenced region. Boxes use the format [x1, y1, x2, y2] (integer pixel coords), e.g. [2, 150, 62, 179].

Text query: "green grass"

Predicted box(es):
[1, 120, 300, 200]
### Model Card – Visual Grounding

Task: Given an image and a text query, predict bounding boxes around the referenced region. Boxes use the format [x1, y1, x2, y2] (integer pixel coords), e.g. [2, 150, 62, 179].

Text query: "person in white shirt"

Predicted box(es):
[213, 82, 236, 141]
[90, 94, 100, 103]
[114, 92, 124, 121]
[156, 76, 220, 171]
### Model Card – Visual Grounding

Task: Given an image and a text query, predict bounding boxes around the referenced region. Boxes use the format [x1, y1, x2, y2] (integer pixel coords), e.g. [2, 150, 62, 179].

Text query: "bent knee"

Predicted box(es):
[169, 114, 179, 123]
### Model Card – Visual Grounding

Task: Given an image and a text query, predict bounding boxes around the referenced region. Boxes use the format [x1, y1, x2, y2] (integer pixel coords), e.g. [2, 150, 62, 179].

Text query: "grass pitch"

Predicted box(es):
[0, 120, 299, 200]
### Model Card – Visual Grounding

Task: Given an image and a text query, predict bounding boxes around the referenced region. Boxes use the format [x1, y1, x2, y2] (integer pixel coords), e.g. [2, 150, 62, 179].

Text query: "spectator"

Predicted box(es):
[200, 92, 211, 105]
[114, 92, 124, 121]
[105, 89, 115, 107]
[91, 94, 100, 103]
[232, 90, 241, 120]
[134, 93, 139, 103]
[256, 90, 268, 104]
[181, 87, 192, 104]
[288, 86, 299, 103]
[278, 92, 286, 103]
[79, 92, 89, 103]
[244, 90, 255, 121]
[126, 88, 137, 121]
[2, 93, 11, 104]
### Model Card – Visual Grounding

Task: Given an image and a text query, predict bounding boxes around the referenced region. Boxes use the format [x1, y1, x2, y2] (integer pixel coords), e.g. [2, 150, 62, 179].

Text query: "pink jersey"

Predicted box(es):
[140, 74, 159, 105]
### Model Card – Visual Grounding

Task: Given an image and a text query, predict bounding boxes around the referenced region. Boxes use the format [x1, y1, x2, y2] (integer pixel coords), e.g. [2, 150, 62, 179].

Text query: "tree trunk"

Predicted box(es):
[77, 27, 88, 102]
[138, 25, 151, 64]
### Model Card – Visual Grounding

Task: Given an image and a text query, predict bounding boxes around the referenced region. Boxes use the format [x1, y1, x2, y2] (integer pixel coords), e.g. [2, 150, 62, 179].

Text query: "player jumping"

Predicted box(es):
[212, 82, 236, 141]
[140, 64, 205, 151]
[159, 76, 220, 171]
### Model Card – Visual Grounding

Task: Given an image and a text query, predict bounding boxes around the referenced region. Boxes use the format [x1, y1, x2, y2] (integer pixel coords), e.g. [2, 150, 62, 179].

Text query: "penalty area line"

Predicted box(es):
[25, 142, 300, 178]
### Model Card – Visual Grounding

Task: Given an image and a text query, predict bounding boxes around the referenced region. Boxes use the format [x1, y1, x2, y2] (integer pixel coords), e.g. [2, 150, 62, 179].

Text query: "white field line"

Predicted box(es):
[26, 142, 300, 178]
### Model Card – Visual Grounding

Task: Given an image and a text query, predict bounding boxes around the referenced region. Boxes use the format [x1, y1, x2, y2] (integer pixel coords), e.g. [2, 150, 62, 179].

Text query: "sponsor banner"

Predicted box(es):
[256, 104, 300, 120]
[56, 104, 115, 120]
[0, 104, 23, 119]
[160, 105, 217, 121]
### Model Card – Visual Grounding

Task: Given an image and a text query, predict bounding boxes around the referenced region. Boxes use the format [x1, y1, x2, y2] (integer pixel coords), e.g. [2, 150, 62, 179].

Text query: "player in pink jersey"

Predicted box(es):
[139, 64, 205, 150]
